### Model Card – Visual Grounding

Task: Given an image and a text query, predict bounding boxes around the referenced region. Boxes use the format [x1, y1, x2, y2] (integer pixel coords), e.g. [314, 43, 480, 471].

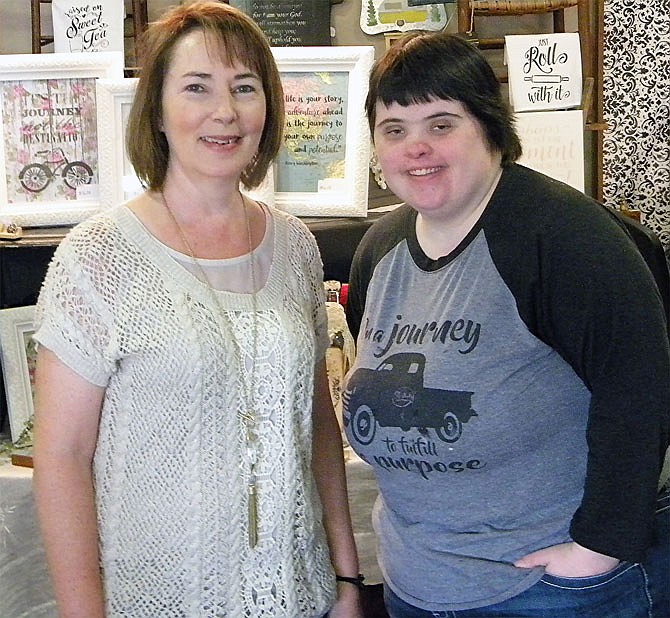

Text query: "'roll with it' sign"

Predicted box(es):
[505, 33, 582, 113]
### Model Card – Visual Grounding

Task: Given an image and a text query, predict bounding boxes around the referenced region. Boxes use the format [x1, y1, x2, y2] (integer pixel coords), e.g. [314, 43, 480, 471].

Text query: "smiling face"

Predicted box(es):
[160, 29, 266, 187]
[373, 97, 503, 220]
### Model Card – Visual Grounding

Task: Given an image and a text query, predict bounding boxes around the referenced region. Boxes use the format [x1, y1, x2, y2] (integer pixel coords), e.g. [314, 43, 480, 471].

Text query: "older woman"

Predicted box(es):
[32, 3, 361, 617]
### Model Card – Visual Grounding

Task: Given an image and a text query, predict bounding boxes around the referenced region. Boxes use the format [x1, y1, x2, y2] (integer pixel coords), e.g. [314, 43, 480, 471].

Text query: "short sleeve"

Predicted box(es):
[285, 215, 329, 362]
[306, 232, 329, 362]
[34, 223, 119, 387]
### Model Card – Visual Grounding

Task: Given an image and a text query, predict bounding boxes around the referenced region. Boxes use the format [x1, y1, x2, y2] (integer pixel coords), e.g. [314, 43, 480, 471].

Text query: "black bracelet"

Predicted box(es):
[335, 573, 366, 589]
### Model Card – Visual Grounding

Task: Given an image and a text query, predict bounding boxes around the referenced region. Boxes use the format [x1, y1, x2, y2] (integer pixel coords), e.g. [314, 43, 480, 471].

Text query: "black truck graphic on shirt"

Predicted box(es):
[342, 352, 477, 446]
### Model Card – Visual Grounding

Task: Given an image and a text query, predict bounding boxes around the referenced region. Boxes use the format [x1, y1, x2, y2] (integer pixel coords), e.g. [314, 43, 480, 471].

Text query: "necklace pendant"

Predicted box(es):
[163, 192, 261, 549]
[248, 479, 258, 548]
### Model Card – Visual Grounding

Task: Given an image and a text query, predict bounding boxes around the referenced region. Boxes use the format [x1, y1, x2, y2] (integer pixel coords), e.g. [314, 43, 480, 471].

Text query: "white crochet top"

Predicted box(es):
[34, 204, 336, 617]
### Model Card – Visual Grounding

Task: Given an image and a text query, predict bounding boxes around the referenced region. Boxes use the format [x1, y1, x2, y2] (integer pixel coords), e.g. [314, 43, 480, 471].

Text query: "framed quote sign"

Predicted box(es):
[272, 46, 374, 217]
[230, 1, 332, 46]
[515, 109, 585, 193]
[96, 77, 142, 209]
[0, 305, 36, 443]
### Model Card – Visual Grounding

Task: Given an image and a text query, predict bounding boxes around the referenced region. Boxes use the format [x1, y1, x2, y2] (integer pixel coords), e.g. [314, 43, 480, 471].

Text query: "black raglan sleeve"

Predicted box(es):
[486, 166, 670, 562]
[345, 239, 370, 342]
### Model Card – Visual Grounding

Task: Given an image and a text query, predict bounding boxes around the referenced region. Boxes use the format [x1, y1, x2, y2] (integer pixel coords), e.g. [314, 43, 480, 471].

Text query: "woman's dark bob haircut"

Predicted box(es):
[126, 1, 284, 191]
[365, 32, 522, 165]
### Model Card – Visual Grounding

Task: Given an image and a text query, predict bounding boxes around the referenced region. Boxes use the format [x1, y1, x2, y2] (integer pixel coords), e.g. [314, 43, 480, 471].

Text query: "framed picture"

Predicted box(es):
[96, 77, 142, 209]
[0, 305, 36, 443]
[0, 52, 124, 227]
[96, 78, 275, 210]
[230, 1, 332, 46]
[272, 46, 374, 217]
[52, 0, 125, 54]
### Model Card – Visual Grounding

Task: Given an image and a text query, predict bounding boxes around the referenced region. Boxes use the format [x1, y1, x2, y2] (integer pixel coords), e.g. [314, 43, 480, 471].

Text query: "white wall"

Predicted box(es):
[0, 1, 36, 53]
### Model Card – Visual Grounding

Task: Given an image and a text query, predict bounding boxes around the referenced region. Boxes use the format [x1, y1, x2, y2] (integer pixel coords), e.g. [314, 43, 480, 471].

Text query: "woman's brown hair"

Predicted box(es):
[126, 1, 284, 190]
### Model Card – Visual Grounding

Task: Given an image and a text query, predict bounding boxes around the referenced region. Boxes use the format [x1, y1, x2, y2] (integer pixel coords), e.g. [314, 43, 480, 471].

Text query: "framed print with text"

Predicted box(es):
[0, 52, 123, 227]
[272, 46, 374, 217]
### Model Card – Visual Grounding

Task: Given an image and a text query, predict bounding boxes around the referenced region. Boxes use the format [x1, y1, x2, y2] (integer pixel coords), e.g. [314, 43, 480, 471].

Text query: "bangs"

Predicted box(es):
[365, 32, 521, 163]
[374, 47, 484, 110]
[377, 80, 452, 110]
[201, 26, 265, 76]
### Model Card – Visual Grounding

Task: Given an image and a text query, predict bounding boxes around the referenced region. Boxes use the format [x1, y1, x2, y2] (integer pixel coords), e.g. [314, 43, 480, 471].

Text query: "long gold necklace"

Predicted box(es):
[162, 191, 260, 548]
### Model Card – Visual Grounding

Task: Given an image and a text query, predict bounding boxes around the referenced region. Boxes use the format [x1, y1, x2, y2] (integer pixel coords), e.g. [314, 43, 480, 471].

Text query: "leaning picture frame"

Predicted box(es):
[96, 77, 276, 210]
[272, 46, 374, 217]
[96, 77, 142, 209]
[0, 52, 124, 227]
[0, 305, 36, 443]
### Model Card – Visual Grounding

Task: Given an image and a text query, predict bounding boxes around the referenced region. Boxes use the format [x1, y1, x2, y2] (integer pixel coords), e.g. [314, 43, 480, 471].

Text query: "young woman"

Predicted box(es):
[345, 32, 670, 617]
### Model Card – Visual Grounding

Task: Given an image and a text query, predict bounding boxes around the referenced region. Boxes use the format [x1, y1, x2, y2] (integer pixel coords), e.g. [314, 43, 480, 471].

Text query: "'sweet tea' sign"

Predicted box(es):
[51, 1, 125, 54]
[505, 33, 582, 112]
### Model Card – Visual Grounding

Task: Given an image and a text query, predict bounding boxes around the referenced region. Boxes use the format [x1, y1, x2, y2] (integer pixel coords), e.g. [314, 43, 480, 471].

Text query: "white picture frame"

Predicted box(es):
[0, 305, 36, 443]
[0, 52, 124, 227]
[272, 46, 374, 218]
[96, 78, 276, 210]
[96, 77, 142, 209]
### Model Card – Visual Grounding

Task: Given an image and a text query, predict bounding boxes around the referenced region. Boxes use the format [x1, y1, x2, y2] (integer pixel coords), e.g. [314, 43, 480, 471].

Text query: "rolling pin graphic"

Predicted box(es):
[524, 75, 569, 83]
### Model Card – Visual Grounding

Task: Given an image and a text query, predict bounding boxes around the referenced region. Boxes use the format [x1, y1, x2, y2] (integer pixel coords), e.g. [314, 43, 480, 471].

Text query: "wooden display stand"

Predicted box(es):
[457, 0, 593, 81]
[456, 0, 605, 197]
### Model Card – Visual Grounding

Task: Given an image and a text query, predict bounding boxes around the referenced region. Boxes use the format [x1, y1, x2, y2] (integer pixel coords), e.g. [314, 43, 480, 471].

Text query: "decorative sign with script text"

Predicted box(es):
[515, 109, 585, 193]
[276, 71, 348, 193]
[231, 1, 331, 46]
[52, 1, 125, 54]
[505, 33, 582, 112]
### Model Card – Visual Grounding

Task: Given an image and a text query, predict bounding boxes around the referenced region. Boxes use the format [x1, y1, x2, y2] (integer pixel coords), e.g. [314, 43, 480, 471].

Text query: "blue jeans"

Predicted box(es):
[385, 488, 670, 618]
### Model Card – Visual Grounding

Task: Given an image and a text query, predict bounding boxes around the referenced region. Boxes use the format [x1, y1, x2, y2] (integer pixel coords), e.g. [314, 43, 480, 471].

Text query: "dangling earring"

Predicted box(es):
[370, 149, 386, 190]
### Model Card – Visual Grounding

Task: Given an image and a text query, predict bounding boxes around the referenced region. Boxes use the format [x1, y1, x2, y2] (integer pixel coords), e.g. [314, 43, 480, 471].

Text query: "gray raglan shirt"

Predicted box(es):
[344, 164, 670, 611]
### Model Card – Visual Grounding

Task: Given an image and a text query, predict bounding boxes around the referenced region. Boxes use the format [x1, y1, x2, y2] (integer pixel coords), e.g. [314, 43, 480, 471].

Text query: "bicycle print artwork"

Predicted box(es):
[19, 146, 93, 194]
[1, 77, 98, 204]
